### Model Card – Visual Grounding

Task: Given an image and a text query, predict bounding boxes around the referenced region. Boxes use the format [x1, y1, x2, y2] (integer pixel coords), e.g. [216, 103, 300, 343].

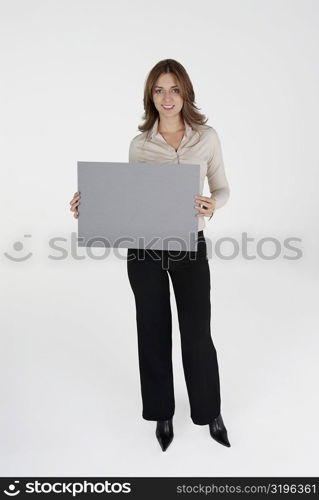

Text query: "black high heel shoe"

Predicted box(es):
[209, 414, 231, 447]
[156, 418, 174, 451]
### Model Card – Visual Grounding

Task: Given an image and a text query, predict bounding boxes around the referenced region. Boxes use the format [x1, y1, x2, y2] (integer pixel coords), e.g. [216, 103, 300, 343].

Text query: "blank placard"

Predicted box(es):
[77, 161, 200, 251]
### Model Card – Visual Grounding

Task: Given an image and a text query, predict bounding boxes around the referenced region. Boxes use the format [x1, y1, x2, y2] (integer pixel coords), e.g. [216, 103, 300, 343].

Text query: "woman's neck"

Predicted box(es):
[158, 115, 185, 134]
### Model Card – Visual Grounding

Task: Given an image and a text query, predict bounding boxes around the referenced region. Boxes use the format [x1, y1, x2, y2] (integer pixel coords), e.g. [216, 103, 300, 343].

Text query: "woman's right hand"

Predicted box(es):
[69, 191, 80, 218]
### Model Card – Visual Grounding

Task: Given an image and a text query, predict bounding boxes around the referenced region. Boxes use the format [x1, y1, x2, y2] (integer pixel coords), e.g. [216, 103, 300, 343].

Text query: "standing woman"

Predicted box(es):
[69, 59, 231, 452]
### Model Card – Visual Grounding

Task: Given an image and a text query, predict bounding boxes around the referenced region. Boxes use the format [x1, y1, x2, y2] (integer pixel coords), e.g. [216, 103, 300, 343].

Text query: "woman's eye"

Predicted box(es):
[154, 88, 180, 94]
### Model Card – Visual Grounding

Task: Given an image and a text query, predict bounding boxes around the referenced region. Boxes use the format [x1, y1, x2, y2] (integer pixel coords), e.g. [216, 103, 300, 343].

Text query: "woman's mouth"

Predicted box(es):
[162, 105, 175, 111]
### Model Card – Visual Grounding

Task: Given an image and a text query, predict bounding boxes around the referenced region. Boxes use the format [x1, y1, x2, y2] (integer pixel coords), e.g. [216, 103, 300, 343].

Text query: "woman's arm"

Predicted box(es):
[206, 129, 230, 212]
[129, 137, 138, 162]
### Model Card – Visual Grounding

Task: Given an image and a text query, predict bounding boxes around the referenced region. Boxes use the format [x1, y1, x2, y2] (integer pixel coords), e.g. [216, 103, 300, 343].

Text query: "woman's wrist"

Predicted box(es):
[209, 197, 216, 220]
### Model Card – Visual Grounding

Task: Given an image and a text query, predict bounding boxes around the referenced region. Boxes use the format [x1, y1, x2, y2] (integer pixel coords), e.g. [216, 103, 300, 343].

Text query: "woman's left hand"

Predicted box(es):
[194, 195, 216, 217]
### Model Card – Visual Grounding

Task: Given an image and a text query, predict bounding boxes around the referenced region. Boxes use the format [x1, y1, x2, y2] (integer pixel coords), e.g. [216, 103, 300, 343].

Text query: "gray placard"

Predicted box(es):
[77, 161, 201, 251]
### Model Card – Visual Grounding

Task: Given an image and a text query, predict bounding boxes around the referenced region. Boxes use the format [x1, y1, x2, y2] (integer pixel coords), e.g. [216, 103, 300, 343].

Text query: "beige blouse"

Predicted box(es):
[128, 118, 230, 232]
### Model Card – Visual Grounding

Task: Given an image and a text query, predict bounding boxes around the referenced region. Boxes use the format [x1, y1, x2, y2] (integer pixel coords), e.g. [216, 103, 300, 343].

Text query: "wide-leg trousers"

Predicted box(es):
[126, 230, 221, 425]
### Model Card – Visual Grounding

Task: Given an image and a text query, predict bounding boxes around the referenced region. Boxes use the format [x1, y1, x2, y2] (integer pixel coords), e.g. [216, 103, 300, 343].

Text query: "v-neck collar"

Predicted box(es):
[147, 117, 199, 150]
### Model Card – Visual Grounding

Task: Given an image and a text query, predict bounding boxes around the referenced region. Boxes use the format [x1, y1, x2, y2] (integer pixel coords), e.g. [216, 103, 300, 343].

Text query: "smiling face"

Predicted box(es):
[152, 72, 184, 121]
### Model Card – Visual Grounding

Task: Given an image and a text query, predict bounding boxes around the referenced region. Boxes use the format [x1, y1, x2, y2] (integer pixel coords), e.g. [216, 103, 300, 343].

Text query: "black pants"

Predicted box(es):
[126, 231, 221, 425]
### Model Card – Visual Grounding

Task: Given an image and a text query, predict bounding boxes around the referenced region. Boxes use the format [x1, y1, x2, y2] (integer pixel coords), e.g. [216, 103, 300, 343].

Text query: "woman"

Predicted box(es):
[69, 59, 231, 452]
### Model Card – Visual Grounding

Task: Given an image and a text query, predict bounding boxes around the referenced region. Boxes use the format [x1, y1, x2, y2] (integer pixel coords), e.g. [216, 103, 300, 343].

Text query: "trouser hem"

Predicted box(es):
[191, 413, 220, 425]
[142, 413, 174, 421]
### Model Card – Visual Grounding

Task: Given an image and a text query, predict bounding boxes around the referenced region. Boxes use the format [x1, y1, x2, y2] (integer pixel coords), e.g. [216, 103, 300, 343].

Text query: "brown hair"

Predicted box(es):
[138, 59, 208, 134]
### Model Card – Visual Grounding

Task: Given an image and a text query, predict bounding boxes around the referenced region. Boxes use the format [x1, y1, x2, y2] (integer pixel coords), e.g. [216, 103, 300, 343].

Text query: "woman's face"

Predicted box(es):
[152, 72, 184, 121]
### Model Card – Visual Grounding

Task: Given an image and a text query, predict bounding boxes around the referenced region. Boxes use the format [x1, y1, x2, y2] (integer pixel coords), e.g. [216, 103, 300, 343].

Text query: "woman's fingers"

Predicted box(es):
[194, 195, 215, 217]
[69, 192, 80, 218]
[194, 204, 207, 213]
[194, 200, 211, 211]
[71, 202, 78, 211]
[72, 202, 79, 218]
[70, 193, 80, 204]
[70, 198, 80, 207]
[194, 195, 216, 217]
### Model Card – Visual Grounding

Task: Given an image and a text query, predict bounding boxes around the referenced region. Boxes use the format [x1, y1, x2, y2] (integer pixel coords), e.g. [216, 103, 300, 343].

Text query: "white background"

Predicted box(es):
[1, 0, 318, 476]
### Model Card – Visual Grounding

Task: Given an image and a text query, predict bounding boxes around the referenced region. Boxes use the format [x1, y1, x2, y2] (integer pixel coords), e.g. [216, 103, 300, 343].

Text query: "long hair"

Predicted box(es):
[138, 59, 208, 134]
